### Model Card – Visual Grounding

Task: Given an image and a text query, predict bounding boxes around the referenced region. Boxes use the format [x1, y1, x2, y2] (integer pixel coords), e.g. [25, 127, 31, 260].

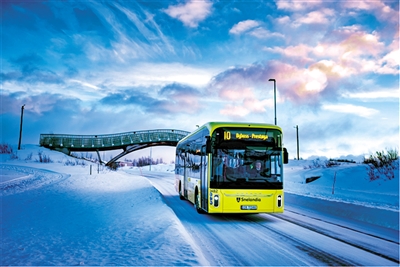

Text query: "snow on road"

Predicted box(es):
[1, 145, 399, 265]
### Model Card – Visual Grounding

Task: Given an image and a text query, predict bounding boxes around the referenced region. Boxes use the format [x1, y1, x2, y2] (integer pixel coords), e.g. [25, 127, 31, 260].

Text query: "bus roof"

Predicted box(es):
[205, 122, 282, 132]
[178, 122, 283, 144]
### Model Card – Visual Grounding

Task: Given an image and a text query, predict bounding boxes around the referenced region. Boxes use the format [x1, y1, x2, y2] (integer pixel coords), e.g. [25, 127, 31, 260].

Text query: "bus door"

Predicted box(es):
[183, 151, 188, 198]
[201, 145, 208, 212]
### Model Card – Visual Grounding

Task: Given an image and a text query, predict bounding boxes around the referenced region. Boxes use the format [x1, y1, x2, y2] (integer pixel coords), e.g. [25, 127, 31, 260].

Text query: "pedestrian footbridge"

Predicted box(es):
[39, 129, 189, 167]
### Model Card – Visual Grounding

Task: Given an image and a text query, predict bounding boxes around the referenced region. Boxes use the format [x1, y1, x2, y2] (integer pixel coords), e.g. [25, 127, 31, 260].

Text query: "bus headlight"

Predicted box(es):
[277, 195, 282, 208]
[214, 194, 219, 207]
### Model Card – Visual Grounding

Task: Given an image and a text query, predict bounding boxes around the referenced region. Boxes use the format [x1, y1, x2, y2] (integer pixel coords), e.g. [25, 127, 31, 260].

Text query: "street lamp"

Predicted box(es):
[18, 104, 25, 150]
[268, 79, 277, 125]
[294, 125, 299, 160]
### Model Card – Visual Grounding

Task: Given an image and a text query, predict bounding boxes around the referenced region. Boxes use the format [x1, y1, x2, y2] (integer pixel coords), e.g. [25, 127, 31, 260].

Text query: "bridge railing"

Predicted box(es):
[39, 129, 190, 150]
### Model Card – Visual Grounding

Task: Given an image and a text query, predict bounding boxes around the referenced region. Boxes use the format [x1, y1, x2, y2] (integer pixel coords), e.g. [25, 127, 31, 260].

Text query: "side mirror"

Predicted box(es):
[205, 136, 211, 154]
[283, 147, 289, 164]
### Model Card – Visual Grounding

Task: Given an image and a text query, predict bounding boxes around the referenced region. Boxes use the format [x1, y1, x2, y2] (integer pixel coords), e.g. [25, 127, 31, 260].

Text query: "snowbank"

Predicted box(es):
[284, 159, 399, 230]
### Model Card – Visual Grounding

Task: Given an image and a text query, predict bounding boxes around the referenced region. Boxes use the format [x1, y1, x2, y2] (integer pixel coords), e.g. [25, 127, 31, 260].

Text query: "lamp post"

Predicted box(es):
[18, 104, 25, 150]
[294, 125, 299, 160]
[268, 79, 277, 125]
[150, 147, 152, 171]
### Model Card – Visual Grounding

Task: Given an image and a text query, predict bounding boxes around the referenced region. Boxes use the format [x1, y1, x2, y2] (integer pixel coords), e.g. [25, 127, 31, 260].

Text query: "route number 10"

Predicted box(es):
[224, 131, 231, 140]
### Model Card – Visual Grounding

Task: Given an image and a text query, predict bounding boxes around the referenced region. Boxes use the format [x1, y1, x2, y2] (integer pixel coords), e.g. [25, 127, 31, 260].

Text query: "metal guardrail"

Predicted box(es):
[39, 129, 190, 151]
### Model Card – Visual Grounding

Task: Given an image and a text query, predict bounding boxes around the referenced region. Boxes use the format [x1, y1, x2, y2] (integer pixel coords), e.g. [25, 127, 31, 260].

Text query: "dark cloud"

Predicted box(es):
[10, 53, 45, 69]
[99, 83, 203, 115]
[100, 90, 156, 107]
[3, 53, 64, 84]
[1, 91, 82, 116]
[159, 83, 201, 97]
[1, 69, 64, 85]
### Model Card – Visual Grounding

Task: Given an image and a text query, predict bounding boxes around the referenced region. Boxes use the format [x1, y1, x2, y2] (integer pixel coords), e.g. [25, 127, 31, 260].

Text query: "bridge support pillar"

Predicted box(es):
[96, 150, 103, 165]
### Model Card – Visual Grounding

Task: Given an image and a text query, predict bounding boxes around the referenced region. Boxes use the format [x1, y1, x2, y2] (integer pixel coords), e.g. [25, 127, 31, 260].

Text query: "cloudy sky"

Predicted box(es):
[1, 0, 399, 160]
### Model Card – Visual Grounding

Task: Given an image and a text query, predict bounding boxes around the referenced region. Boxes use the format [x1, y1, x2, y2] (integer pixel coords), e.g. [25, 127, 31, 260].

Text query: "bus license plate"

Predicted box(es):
[241, 205, 257, 210]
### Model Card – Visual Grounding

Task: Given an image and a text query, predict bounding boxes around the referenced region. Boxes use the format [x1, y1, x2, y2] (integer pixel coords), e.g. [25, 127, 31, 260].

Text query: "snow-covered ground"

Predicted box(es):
[1, 144, 399, 265]
[285, 158, 399, 211]
[1, 145, 205, 265]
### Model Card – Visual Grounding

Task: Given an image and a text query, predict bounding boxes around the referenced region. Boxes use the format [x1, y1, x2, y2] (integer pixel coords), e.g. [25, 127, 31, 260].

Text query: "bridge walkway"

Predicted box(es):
[39, 129, 189, 167]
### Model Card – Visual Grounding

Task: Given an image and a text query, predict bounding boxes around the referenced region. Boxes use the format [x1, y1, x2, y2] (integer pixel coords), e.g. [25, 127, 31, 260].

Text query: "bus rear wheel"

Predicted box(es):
[179, 182, 185, 200]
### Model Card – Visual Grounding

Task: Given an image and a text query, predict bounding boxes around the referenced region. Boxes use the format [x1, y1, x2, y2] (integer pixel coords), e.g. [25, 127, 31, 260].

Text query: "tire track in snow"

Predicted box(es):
[271, 210, 400, 264]
[0, 164, 70, 196]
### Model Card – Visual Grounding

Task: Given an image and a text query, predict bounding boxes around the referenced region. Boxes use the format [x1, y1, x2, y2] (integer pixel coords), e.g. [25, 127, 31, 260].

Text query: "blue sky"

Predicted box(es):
[1, 0, 399, 160]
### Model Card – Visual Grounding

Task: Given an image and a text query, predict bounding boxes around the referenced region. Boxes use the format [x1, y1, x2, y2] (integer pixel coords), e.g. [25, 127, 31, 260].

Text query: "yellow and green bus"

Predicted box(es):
[175, 122, 288, 214]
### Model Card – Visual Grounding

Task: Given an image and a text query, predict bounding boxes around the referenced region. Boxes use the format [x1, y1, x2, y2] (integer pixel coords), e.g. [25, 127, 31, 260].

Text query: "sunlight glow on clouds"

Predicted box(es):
[219, 87, 253, 101]
[303, 68, 327, 93]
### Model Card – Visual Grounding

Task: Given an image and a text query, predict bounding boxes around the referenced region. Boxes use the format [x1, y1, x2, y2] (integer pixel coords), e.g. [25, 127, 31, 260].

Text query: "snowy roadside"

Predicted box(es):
[284, 159, 399, 230]
[1, 146, 208, 266]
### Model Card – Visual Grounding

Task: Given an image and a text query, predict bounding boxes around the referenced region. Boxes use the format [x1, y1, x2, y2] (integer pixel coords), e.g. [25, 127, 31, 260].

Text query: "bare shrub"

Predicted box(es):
[304, 159, 341, 169]
[64, 159, 87, 166]
[324, 160, 341, 168]
[25, 153, 33, 161]
[0, 143, 19, 159]
[64, 159, 76, 166]
[36, 151, 53, 163]
[364, 148, 399, 181]
[0, 143, 13, 154]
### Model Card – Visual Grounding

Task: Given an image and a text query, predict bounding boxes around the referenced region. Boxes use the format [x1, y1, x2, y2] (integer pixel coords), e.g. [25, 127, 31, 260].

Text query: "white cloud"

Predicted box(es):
[276, 0, 323, 11]
[229, 20, 260, 35]
[163, 0, 212, 28]
[322, 103, 379, 118]
[219, 87, 254, 101]
[266, 44, 313, 59]
[108, 63, 217, 87]
[342, 89, 400, 100]
[303, 68, 327, 93]
[275, 16, 290, 24]
[341, 0, 398, 23]
[69, 79, 100, 90]
[220, 104, 250, 117]
[377, 50, 400, 74]
[249, 28, 284, 39]
[294, 8, 335, 26]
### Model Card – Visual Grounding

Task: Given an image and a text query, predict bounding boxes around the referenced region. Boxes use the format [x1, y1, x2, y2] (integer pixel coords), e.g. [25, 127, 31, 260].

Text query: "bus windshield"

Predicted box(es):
[210, 146, 283, 190]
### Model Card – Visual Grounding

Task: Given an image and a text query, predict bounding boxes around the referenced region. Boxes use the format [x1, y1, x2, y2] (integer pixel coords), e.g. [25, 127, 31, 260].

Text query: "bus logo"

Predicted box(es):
[237, 197, 261, 202]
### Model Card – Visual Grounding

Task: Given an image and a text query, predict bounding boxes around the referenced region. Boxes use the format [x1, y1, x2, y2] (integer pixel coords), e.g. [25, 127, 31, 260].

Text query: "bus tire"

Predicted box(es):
[195, 191, 204, 214]
[179, 182, 185, 200]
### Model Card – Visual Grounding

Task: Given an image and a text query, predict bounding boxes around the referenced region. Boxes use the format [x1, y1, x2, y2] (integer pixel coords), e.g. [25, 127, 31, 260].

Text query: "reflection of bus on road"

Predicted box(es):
[175, 122, 289, 214]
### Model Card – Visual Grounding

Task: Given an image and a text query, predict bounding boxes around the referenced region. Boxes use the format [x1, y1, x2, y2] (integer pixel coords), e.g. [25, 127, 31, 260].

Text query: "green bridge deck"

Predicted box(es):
[39, 129, 190, 167]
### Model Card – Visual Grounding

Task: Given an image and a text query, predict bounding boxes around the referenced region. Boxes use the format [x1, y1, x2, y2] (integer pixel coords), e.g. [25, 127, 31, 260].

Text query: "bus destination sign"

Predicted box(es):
[223, 130, 268, 141]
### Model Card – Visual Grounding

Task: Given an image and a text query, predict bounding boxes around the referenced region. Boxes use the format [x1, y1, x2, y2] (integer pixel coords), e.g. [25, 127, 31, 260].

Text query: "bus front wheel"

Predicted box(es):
[195, 192, 204, 214]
